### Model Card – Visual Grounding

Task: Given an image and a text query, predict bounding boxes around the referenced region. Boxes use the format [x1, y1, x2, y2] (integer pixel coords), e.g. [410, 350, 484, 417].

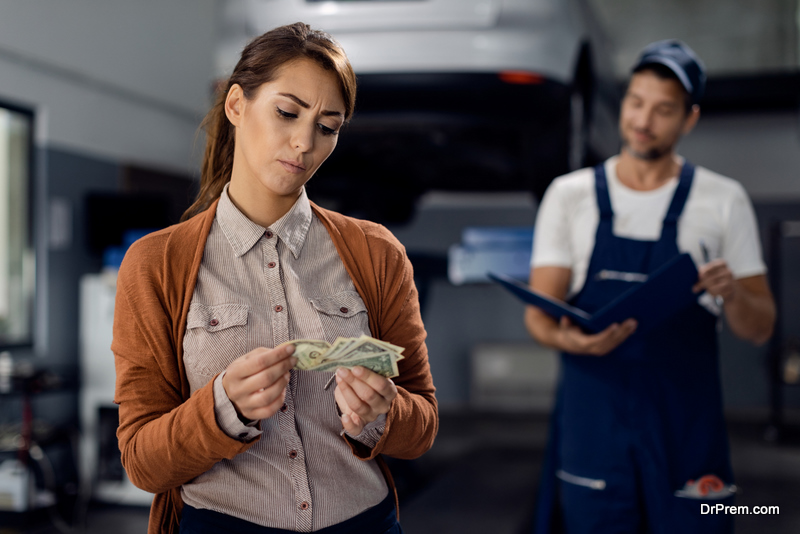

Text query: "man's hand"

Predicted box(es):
[692, 260, 775, 345]
[693, 258, 736, 302]
[524, 266, 638, 355]
[334, 366, 397, 435]
[222, 345, 297, 422]
[554, 315, 638, 356]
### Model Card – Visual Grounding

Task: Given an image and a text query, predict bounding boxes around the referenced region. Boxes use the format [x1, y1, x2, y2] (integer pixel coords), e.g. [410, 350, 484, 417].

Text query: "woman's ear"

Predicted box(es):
[225, 84, 245, 127]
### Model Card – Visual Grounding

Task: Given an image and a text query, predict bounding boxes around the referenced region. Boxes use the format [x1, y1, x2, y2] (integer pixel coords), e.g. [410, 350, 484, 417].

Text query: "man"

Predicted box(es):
[525, 40, 775, 533]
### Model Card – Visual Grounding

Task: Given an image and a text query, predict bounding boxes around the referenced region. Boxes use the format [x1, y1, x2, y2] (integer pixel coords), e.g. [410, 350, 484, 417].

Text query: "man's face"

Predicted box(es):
[619, 70, 698, 161]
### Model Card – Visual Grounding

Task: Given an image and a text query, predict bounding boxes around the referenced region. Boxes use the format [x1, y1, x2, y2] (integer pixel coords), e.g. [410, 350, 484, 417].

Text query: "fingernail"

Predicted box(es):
[352, 366, 364, 376]
[285, 345, 295, 354]
[337, 368, 348, 378]
[290, 356, 298, 366]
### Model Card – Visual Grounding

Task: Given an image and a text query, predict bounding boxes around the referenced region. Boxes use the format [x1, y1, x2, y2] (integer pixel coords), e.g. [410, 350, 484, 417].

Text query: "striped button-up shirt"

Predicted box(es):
[180, 186, 388, 531]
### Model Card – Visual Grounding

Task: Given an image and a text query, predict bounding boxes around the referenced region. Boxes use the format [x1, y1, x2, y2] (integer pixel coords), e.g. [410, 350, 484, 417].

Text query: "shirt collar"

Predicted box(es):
[216, 184, 312, 259]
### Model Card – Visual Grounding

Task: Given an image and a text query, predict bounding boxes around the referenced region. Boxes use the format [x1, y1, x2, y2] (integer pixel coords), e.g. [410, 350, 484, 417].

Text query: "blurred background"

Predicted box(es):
[0, 0, 799, 532]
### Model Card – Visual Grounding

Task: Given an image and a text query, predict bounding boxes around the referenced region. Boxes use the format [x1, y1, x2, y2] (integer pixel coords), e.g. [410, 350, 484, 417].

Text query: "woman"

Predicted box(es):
[112, 22, 438, 534]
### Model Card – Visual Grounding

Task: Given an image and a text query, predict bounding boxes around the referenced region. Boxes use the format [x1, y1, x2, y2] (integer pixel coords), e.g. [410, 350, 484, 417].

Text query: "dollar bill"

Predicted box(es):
[280, 335, 404, 378]
[368, 338, 405, 355]
[337, 336, 397, 361]
[277, 339, 331, 370]
[321, 337, 358, 361]
[312, 352, 400, 378]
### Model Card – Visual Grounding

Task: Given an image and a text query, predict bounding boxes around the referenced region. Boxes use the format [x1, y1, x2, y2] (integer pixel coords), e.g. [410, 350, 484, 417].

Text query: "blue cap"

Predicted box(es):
[632, 39, 707, 105]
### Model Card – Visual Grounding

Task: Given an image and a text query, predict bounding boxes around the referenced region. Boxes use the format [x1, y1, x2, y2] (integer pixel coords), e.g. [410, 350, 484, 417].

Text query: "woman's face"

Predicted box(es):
[226, 58, 345, 217]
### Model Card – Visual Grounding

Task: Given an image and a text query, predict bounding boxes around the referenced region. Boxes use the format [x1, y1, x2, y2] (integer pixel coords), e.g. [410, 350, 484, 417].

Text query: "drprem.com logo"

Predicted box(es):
[701, 504, 780, 515]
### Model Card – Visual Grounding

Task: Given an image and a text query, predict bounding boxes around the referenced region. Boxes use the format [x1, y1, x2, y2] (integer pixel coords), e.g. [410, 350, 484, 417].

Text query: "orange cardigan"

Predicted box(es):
[112, 199, 438, 534]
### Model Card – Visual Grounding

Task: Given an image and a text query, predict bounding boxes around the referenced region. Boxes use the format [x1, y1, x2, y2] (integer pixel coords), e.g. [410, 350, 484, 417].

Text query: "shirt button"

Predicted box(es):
[274, 305, 283, 313]
[339, 307, 349, 314]
[300, 502, 309, 510]
[265, 231, 274, 239]
[268, 261, 277, 268]
[209, 319, 219, 327]
[280, 403, 288, 412]
[289, 450, 298, 459]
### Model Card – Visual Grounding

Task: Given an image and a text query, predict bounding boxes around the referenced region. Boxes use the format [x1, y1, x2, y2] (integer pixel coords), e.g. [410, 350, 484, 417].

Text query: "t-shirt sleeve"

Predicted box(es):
[531, 179, 574, 269]
[722, 184, 767, 279]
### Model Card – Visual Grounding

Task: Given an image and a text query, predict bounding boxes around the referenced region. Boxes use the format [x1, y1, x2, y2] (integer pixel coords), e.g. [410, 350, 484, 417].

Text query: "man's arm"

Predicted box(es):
[694, 261, 775, 345]
[524, 266, 638, 356]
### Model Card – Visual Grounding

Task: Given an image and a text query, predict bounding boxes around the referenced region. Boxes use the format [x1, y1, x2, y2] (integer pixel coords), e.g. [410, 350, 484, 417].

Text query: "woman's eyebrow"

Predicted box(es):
[278, 92, 344, 118]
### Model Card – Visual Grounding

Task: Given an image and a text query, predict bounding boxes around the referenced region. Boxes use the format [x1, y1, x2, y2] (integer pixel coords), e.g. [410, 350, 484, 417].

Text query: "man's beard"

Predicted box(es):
[621, 135, 671, 161]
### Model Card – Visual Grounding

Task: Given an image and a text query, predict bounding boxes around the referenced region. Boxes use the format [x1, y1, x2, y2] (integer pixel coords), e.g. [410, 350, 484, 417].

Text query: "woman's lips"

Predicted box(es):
[279, 160, 306, 174]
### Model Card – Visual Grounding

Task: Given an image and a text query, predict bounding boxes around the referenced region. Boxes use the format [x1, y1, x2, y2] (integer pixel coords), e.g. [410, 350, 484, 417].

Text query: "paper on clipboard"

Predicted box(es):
[489, 253, 700, 334]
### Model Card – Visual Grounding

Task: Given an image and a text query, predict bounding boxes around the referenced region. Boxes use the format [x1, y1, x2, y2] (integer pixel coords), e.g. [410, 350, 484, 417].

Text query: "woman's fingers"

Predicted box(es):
[334, 384, 365, 435]
[231, 345, 296, 380]
[222, 345, 298, 421]
[335, 374, 372, 419]
[242, 386, 289, 421]
[334, 367, 396, 424]
[238, 357, 296, 395]
[340, 412, 364, 436]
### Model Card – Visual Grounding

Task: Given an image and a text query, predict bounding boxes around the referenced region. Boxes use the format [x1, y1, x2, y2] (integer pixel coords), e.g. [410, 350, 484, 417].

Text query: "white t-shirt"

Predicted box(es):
[531, 155, 767, 298]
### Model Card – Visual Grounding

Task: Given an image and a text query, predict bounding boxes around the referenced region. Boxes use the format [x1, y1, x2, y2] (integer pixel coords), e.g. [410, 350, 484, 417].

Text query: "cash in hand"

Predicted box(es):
[277, 335, 404, 378]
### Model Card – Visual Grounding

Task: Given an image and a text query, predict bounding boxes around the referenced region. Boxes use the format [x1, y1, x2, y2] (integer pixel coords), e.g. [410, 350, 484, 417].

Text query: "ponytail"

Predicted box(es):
[181, 90, 235, 222]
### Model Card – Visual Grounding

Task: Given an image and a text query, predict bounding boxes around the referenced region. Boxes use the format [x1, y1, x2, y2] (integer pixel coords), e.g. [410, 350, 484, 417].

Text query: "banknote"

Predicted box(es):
[279, 335, 404, 378]
[322, 337, 358, 361]
[312, 352, 400, 379]
[338, 336, 400, 361]
[277, 339, 331, 370]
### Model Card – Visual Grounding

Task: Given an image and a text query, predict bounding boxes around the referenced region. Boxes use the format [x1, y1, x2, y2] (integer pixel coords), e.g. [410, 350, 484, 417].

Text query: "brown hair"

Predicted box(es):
[181, 22, 357, 222]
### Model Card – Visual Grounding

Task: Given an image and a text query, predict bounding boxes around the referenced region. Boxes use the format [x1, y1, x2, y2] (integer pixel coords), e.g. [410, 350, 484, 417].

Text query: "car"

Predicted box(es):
[221, 0, 621, 223]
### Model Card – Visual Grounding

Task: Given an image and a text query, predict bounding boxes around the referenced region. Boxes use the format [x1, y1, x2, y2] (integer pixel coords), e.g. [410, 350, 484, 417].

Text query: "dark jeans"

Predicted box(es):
[180, 495, 402, 534]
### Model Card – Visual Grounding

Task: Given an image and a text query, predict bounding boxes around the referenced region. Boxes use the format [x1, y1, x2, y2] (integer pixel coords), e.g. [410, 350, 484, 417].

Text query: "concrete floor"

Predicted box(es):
[399, 412, 800, 534]
[7, 411, 800, 534]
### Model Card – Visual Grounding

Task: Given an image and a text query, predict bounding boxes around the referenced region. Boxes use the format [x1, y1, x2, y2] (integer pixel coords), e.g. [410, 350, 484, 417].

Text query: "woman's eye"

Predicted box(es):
[318, 123, 338, 136]
[276, 107, 297, 119]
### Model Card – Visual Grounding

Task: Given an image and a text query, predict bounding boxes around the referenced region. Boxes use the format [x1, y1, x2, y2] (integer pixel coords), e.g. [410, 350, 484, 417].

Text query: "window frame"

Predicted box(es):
[0, 98, 36, 350]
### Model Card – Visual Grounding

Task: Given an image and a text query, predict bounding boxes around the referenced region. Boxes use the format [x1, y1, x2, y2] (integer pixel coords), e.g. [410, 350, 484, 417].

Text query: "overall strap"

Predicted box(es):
[663, 162, 695, 226]
[594, 163, 614, 221]
[660, 161, 695, 241]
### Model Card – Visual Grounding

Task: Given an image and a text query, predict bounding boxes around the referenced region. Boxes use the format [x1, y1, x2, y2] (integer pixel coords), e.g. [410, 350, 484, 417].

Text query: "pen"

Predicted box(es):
[699, 239, 710, 264]
[699, 239, 724, 310]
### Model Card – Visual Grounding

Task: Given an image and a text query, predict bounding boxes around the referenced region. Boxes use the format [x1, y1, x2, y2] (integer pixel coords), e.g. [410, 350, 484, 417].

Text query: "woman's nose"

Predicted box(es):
[291, 124, 314, 152]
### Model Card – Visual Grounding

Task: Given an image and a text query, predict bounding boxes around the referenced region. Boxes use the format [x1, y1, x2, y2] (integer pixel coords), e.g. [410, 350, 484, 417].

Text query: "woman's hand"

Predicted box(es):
[334, 366, 397, 435]
[222, 345, 298, 422]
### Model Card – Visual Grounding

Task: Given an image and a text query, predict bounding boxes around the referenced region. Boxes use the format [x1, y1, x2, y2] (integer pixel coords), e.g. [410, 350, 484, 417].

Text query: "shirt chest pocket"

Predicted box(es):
[183, 303, 249, 378]
[308, 291, 370, 340]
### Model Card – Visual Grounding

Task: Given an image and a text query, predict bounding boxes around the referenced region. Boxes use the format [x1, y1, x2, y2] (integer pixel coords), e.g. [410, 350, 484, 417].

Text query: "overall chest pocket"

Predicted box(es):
[308, 290, 370, 339]
[183, 303, 249, 377]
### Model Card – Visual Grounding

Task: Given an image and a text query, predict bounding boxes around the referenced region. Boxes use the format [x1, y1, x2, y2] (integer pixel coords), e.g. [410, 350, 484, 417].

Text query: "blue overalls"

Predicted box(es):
[534, 162, 735, 533]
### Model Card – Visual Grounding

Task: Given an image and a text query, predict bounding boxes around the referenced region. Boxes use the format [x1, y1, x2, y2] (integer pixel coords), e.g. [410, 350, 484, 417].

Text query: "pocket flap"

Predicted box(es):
[309, 291, 367, 318]
[187, 303, 249, 332]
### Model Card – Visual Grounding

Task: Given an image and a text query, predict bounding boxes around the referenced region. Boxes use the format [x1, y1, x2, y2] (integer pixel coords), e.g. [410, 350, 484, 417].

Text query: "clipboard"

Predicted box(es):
[489, 253, 699, 334]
